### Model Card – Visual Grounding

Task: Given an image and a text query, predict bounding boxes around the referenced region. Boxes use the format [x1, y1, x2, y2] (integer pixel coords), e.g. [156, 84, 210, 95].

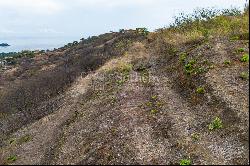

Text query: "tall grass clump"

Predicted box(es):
[154, 6, 249, 44]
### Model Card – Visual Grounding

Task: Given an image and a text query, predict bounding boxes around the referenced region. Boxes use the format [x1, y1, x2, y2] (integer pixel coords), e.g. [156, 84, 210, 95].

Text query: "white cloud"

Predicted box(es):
[38, 27, 64, 34]
[0, 28, 16, 34]
[73, 0, 155, 8]
[0, 0, 64, 14]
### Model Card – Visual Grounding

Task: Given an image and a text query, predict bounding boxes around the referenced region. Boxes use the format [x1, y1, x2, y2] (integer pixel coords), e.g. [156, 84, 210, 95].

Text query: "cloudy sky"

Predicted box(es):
[0, 0, 247, 39]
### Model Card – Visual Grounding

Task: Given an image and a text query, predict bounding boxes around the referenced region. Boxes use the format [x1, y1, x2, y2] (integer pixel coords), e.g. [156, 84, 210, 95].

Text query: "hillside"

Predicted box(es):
[0, 8, 249, 165]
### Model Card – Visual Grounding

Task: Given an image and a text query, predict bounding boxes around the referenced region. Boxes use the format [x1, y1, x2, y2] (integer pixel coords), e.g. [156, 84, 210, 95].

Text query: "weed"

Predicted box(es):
[189, 59, 196, 65]
[180, 159, 191, 165]
[136, 28, 149, 36]
[140, 70, 150, 84]
[240, 72, 249, 80]
[156, 101, 163, 107]
[224, 60, 231, 65]
[191, 133, 200, 141]
[201, 27, 210, 40]
[151, 95, 158, 100]
[195, 67, 207, 74]
[146, 101, 153, 107]
[237, 48, 245, 53]
[7, 155, 17, 162]
[115, 62, 132, 86]
[240, 54, 249, 62]
[9, 139, 16, 145]
[185, 63, 194, 75]
[196, 87, 205, 94]
[179, 52, 187, 63]
[150, 109, 158, 114]
[208, 65, 215, 69]
[230, 35, 240, 41]
[184, 59, 197, 75]
[209, 117, 223, 130]
[116, 80, 124, 86]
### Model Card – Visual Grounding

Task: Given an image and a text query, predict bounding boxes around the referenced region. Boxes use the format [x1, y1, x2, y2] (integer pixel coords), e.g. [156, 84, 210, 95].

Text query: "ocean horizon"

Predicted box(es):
[0, 36, 80, 53]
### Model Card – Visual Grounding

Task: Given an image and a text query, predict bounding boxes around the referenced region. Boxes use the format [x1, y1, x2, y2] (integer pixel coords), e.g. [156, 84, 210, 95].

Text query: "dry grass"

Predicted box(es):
[151, 8, 249, 45]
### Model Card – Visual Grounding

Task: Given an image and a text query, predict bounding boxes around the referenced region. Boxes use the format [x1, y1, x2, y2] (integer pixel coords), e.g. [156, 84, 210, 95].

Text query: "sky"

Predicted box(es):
[0, 0, 248, 39]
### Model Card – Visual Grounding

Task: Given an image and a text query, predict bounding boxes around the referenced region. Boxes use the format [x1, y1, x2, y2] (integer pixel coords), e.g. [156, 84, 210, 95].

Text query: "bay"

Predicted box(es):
[0, 36, 79, 53]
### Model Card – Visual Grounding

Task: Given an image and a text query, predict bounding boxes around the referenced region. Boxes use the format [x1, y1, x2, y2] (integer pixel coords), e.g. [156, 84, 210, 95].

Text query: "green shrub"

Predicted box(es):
[9, 139, 16, 145]
[191, 133, 200, 141]
[221, 7, 242, 16]
[240, 54, 249, 62]
[196, 87, 205, 94]
[150, 109, 158, 114]
[146, 101, 153, 107]
[185, 64, 194, 75]
[136, 28, 149, 36]
[230, 35, 240, 41]
[209, 117, 223, 130]
[196, 67, 207, 74]
[201, 27, 210, 39]
[237, 48, 245, 53]
[189, 59, 196, 65]
[224, 60, 231, 65]
[180, 159, 191, 165]
[21, 50, 35, 58]
[179, 52, 187, 63]
[7, 155, 17, 162]
[151, 95, 158, 100]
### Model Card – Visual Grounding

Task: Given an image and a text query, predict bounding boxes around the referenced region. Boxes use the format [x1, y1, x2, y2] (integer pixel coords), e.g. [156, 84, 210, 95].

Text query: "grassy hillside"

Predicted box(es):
[0, 7, 249, 165]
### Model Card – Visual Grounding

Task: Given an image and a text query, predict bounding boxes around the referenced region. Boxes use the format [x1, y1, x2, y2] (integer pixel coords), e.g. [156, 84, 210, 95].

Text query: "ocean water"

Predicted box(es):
[0, 36, 79, 53]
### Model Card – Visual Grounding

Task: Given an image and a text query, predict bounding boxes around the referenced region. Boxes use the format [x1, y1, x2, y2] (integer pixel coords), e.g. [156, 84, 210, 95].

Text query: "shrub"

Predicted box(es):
[136, 28, 149, 36]
[150, 109, 158, 114]
[237, 48, 245, 53]
[240, 54, 249, 62]
[7, 155, 17, 162]
[151, 95, 158, 100]
[224, 60, 231, 65]
[196, 87, 205, 94]
[209, 117, 223, 130]
[230, 35, 240, 41]
[191, 133, 200, 141]
[72, 41, 79, 45]
[185, 63, 193, 74]
[179, 52, 187, 63]
[9, 139, 16, 145]
[180, 159, 191, 165]
[159, 6, 248, 44]
[221, 7, 242, 16]
[119, 29, 125, 33]
[189, 59, 196, 65]
[196, 67, 207, 74]
[21, 50, 35, 58]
